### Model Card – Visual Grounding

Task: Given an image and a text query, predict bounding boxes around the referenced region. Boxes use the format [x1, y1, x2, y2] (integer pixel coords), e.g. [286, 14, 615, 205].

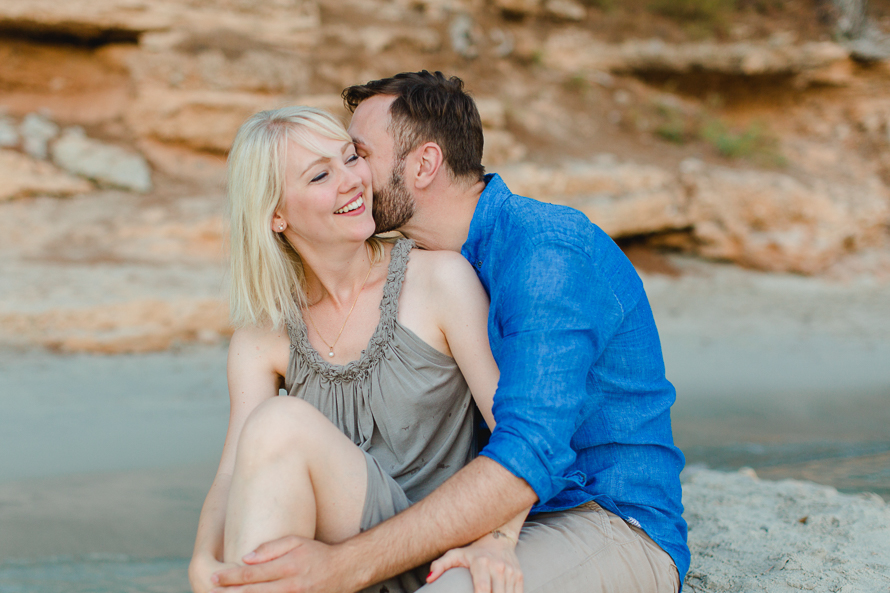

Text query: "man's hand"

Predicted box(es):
[190, 554, 239, 593]
[209, 536, 356, 593]
[427, 532, 523, 593]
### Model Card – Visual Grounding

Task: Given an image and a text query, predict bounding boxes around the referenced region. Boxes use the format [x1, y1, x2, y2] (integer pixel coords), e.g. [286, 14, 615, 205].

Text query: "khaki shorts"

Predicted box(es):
[416, 501, 679, 593]
[360, 452, 678, 593]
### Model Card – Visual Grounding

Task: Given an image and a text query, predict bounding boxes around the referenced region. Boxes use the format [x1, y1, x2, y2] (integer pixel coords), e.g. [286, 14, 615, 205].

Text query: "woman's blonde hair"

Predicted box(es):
[227, 105, 384, 329]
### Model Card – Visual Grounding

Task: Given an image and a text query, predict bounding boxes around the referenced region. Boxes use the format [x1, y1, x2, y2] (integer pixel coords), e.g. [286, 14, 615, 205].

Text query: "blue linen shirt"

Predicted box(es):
[461, 174, 690, 582]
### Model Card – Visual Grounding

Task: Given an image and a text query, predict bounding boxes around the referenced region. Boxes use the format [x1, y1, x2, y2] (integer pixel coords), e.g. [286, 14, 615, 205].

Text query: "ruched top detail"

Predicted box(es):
[284, 239, 475, 502]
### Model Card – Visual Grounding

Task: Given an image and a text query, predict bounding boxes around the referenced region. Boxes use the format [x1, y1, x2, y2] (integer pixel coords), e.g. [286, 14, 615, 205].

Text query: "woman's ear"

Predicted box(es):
[414, 142, 444, 190]
[271, 213, 286, 233]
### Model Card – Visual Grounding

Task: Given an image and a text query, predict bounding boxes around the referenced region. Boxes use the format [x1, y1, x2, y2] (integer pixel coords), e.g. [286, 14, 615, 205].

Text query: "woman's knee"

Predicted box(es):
[237, 397, 326, 460]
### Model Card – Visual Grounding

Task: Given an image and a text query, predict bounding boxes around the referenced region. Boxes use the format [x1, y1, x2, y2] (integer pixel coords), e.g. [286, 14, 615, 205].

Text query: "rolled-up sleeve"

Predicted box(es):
[480, 239, 627, 505]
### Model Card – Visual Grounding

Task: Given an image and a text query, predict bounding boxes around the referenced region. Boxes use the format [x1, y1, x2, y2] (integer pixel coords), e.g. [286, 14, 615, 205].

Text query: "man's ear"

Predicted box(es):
[413, 142, 444, 190]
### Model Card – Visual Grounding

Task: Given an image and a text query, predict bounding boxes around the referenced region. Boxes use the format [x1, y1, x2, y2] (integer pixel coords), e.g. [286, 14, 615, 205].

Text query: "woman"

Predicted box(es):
[189, 106, 527, 593]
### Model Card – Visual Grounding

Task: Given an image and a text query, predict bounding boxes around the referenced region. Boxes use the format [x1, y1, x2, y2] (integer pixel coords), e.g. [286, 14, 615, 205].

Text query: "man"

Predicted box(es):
[212, 71, 688, 593]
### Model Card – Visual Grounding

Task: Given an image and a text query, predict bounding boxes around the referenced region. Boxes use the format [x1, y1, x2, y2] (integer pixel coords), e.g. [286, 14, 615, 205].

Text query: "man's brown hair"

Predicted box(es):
[342, 70, 485, 182]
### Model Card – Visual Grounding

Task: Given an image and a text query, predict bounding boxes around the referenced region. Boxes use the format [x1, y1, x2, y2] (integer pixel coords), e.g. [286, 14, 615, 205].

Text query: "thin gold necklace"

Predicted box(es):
[304, 256, 374, 359]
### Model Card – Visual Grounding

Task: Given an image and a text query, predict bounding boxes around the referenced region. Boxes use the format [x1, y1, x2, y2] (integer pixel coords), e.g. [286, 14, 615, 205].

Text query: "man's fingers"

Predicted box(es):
[245, 535, 301, 564]
[213, 560, 283, 587]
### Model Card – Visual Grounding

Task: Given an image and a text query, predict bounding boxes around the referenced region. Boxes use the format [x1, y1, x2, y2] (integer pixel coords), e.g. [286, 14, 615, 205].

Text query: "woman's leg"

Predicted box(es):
[223, 396, 369, 563]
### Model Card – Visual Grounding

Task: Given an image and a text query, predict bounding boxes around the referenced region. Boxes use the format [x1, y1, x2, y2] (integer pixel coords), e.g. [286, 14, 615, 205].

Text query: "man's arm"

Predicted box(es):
[212, 238, 624, 593]
[211, 456, 536, 593]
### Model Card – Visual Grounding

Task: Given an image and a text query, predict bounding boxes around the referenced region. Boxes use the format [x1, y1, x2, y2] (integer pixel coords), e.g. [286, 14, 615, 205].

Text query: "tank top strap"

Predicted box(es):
[285, 238, 414, 382]
[378, 237, 414, 326]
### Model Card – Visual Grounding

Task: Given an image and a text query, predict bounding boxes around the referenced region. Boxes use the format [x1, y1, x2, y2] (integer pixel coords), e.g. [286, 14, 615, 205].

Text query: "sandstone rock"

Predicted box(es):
[126, 88, 284, 152]
[19, 113, 59, 159]
[357, 26, 442, 55]
[482, 130, 528, 166]
[128, 33, 312, 93]
[682, 160, 890, 274]
[0, 298, 230, 354]
[137, 139, 227, 186]
[0, 117, 19, 147]
[449, 13, 480, 58]
[498, 158, 689, 237]
[493, 0, 541, 17]
[0, 0, 320, 48]
[0, 149, 93, 201]
[52, 127, 152, 193]
[544, 0, 586, 21]
[543, 33, 850, 79]
[476, 98, 508, 129]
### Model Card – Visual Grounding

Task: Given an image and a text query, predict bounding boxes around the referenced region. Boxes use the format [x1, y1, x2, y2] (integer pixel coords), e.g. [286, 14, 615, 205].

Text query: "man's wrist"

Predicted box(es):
[332, 537, 378, 591]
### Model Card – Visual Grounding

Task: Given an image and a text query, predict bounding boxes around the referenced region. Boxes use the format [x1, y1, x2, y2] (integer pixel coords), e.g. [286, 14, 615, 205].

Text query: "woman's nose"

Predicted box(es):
[339, 164, 362, 192]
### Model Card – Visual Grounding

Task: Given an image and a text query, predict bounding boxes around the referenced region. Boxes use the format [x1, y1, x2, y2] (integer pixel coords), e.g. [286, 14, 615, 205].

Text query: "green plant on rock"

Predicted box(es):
[699, 119, 787, 167]
[654, 103, 693, 144]
[649, 0, 736, 21]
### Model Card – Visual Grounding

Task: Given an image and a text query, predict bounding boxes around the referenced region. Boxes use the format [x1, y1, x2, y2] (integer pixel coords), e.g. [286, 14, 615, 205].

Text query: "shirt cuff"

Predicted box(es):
[479, 425, 584, 506]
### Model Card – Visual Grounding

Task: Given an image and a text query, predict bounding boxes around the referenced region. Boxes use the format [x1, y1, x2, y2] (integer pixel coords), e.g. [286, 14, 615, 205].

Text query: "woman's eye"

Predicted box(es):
[311, 171, 328, 183]
[346, 154, 360, 164]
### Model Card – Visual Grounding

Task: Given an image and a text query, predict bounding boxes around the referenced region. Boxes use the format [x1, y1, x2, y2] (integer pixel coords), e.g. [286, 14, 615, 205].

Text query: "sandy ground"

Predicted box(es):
[0, 256, 889, 591]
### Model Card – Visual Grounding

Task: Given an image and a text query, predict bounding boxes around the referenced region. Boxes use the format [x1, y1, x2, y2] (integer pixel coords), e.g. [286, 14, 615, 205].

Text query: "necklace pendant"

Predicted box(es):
[328, 350, 335, 357]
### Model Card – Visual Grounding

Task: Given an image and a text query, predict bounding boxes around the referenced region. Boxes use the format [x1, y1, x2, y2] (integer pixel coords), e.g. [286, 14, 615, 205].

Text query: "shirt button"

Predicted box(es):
[475, 260, 483, 268]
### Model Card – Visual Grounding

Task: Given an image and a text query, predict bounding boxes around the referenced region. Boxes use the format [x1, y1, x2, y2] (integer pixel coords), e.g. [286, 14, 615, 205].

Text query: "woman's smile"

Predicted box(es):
[334, 194, 365, 215]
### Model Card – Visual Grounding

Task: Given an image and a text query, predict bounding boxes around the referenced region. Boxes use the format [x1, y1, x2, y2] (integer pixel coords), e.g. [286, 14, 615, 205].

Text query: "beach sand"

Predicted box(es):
[1, 255, 888, 592]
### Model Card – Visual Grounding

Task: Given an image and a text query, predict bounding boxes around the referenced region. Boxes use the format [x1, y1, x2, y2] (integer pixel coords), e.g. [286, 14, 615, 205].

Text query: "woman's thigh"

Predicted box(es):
[232, 396, 370, 543]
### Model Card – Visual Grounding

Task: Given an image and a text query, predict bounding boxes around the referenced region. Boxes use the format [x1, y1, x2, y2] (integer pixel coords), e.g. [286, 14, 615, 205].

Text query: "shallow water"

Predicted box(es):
[0, 333, 887, 591]
[0, 557, 190, 593]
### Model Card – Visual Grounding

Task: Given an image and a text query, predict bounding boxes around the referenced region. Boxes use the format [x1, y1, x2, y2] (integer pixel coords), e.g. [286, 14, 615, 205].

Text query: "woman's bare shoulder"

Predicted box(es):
[228, 323, 291, 376]
[406, 248, 478, 283]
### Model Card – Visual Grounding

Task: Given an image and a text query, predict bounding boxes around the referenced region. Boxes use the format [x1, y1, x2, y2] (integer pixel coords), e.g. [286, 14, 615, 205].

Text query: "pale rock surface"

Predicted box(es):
[543, 0, 586, 21]
[499, 157, 690, 237]
[482, 130, 528, 166]
[126, 88, 285, 152]
[492, 0, 541, 16]
[499, 156, 890, 274]
[127, 33, 313, 94]
[0, 117, 18, 147]
[449, 12, 481, 58]
[543, 33, 850, 81]
[19, 113, 59, 160]
[51, 127, 153, 193]
[683, 160, 890, 274]
[0, 149, 93, 201]
[0, 0, 321, 48]
[0, 191, 228, 353]
[682, 468, 890, 593]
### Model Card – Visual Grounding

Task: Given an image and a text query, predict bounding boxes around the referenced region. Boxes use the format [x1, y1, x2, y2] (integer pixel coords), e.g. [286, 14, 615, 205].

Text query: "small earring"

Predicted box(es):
[279, 224, 284, 231]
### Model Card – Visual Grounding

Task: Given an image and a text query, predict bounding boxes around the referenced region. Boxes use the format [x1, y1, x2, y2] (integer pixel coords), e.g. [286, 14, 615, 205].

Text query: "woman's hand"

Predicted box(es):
[427, 530, 523, 593]
[188, 554, 238, 593]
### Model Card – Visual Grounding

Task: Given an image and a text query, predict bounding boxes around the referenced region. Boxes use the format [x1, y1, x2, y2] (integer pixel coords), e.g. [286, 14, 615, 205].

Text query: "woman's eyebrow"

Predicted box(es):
[301, 155, 329, 176]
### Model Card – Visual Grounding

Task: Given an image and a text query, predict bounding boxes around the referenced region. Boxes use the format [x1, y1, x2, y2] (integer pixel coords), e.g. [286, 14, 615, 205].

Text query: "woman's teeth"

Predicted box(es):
[335, 196, 363, 214]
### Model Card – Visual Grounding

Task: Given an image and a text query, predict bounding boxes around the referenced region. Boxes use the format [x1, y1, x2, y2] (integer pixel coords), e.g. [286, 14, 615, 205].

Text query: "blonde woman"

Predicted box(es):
[189, 107, 527, 593]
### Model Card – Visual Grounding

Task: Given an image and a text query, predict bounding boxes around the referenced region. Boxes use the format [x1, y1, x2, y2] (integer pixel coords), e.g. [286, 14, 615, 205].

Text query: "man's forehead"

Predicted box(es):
[349, 95, 396, 134]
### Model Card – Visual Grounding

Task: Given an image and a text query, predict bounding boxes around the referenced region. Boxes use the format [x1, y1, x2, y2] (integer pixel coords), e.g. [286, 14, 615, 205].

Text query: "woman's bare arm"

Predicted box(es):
[189, 326, 287, 593]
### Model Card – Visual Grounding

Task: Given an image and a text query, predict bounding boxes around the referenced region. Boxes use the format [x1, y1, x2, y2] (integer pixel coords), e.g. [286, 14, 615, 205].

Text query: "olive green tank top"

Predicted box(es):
[284, 239, 475, 502]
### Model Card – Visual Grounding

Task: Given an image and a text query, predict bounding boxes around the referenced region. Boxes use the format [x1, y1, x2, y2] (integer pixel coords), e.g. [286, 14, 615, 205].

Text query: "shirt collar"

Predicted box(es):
[461, 173, 510, 263]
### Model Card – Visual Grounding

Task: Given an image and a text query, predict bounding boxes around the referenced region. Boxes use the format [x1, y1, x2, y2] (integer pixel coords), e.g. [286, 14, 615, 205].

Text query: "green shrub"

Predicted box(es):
[649, 0, 736, 21]
[700, 119, 787, 166]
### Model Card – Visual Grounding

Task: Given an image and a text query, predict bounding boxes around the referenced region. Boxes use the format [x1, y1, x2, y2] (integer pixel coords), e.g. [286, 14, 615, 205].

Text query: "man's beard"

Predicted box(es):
[372, 158, 415, 234]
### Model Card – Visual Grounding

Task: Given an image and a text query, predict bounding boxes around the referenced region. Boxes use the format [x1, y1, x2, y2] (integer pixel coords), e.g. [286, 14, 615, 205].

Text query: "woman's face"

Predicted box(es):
[273, 132, 375, 251]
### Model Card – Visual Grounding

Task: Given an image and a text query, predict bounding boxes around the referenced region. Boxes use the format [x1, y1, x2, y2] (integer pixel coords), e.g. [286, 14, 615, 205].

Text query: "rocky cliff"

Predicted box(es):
[2, 0, 889, 352]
